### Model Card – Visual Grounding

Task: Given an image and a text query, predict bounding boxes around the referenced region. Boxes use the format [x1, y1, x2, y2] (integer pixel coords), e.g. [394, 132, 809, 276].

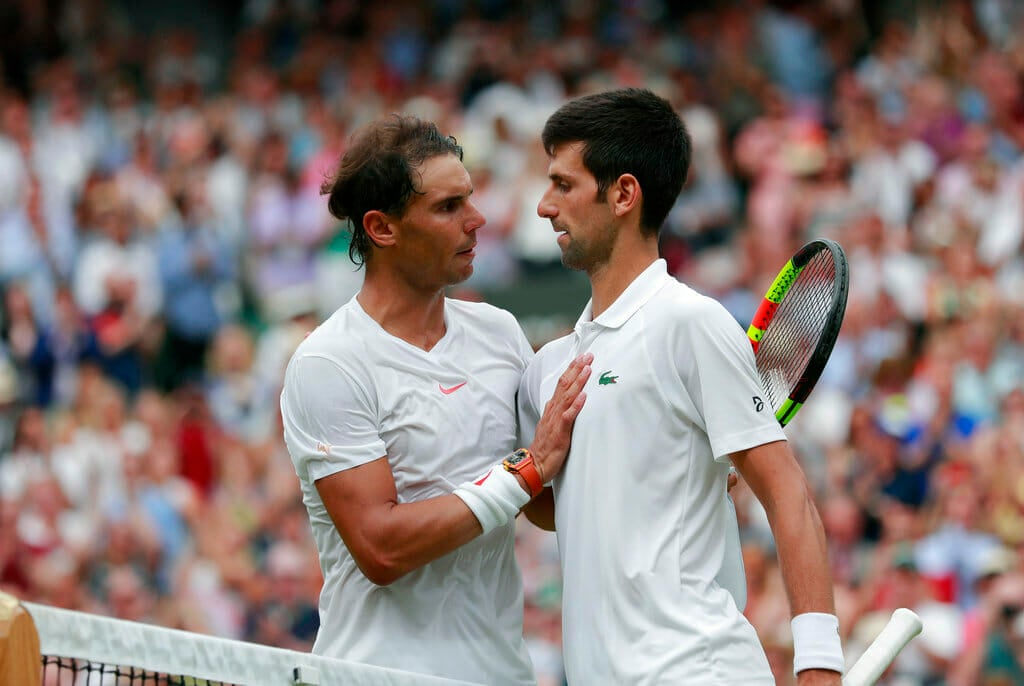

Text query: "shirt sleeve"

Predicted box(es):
[280, 353, 386, 483]
[680, 299, 786, 461]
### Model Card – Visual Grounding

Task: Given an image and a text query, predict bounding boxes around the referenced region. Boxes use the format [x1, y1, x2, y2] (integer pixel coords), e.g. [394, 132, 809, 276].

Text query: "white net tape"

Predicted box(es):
[26, 601, 481, 686]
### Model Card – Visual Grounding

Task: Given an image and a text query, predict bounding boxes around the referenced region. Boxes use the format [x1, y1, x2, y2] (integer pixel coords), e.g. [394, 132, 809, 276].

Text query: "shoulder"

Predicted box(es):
[446, 297, 533, 362]
[281, 306, 380, 418]
[446, 298, 522, 334]
[286, 302, 369, 377]
[649, 280, 738, 333]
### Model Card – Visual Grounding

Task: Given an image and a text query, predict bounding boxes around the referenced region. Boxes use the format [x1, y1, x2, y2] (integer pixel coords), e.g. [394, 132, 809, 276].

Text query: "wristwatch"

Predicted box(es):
[502, 448, 544, 498]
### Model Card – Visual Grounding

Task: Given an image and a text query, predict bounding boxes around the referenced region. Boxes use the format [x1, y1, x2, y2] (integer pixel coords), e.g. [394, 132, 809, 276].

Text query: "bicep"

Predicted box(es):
[315, 456, 398, 558]
[730, 440, 809, 513]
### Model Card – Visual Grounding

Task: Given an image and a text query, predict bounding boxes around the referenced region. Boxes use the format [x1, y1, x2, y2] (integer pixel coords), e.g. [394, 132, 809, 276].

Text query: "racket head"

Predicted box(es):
[746, 239, 849, 426]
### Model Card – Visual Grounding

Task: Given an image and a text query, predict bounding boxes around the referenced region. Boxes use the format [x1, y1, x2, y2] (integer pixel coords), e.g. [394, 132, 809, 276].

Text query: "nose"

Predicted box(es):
[466, 200, 486, 233]
[537, 187, 556, 219]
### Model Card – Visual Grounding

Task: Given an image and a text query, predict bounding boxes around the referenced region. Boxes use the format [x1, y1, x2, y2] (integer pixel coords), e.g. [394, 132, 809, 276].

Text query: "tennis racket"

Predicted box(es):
[843, 608, 923, 686]
[746, 238, 849, 426]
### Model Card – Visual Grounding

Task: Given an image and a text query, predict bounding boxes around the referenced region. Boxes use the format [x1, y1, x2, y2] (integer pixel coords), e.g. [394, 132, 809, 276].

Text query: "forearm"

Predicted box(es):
[376, 465, 553, 577]
[736, 441, 842, 683]
[521, 488, 556, 530]
[767, 490, 846, 684]
[319, 457, 532, 586]
[353, 494, 486, 585]
[767, 489, 835, 616]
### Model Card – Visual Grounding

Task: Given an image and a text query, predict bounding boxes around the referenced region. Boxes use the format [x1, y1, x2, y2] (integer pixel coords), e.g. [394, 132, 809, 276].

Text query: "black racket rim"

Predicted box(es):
[786, 238, 849, 404]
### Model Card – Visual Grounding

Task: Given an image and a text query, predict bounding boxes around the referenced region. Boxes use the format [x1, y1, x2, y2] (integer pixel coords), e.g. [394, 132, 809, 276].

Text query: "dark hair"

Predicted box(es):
[321, 115, 464, 265]
[541, 88, 690, 235]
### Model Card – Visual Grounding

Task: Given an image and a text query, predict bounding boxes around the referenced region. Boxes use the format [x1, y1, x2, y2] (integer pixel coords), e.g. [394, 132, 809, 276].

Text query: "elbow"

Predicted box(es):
[362, 567, 402, 587]
[355, 551, 406, 587]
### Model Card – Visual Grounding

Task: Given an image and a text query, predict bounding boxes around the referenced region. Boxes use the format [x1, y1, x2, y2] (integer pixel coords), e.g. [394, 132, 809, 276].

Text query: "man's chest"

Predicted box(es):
[539, 325, 667, 420]
[374, 350, 523, 488]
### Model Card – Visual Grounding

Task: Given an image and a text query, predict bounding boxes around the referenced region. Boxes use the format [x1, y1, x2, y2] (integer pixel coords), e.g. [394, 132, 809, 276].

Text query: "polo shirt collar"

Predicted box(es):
[575, 259, 670, 330]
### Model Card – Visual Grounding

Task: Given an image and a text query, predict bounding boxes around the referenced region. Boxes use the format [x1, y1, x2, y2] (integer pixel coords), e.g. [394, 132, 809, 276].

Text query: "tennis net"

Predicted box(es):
[12, 597, 481, 686]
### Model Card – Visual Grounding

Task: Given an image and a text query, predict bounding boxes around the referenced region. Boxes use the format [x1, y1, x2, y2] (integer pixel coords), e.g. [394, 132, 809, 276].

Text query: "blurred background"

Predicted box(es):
[3, 0, 1024, 684]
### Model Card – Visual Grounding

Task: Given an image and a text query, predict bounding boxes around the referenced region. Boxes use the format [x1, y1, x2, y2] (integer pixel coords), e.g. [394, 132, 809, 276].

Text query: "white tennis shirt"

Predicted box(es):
[280, 296, 536, 685]
[518, 259, 785, 685]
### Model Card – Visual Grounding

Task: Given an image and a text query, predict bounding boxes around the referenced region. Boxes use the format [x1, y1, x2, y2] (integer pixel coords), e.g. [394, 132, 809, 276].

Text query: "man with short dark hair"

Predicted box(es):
[519, 88, 842, 685]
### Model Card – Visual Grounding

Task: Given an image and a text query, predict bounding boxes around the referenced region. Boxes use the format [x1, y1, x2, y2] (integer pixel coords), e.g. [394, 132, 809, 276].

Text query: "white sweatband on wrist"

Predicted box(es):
[453, 466, 531, 534]
[791, 613, 844, 675]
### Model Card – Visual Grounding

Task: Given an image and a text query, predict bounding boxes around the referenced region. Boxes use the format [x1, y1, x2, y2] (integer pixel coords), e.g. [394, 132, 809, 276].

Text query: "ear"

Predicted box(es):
[363, 210, 396, 248]
[609, 174, 641, 218]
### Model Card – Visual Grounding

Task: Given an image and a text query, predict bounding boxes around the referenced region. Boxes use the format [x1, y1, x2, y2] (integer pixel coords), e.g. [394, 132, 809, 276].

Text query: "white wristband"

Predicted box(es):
[453, 466, 530, 534]
[791, 612, 844, 675]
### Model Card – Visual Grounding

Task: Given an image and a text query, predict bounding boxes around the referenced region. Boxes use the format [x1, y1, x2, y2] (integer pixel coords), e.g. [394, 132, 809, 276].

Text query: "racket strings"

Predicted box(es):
[756, 251, 837, 410]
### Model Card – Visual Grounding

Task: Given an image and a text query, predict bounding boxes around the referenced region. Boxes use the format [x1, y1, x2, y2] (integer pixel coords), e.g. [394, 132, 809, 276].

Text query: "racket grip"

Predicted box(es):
[842, 608, 923, 686]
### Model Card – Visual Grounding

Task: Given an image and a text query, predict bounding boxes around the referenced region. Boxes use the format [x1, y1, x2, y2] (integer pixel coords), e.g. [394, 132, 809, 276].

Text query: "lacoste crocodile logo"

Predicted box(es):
[598, 371, 618, 385]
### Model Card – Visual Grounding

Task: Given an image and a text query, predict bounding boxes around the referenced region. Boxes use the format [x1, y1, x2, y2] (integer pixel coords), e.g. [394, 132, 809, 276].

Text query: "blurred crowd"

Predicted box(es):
[4, 0, 1024, 684]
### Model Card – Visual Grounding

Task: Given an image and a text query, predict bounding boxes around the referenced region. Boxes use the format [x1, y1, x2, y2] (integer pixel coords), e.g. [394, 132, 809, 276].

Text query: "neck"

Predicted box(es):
[588, 234, 660, 319]
[357, 266, 448, 351]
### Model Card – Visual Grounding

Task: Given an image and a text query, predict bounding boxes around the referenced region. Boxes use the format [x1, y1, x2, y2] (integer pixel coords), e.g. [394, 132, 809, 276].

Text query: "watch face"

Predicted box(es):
[506, 449, 530, 467]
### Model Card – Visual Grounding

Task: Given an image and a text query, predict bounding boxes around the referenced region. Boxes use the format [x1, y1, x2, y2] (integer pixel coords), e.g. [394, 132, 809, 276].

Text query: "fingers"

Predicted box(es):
[529, 354, 593, 481]
[540, 355, 592, 419]
[561, 388, 587, 420]
[727, 471, 738, 492]
[557, 353, 593, 389]
[567, 362, 592, 395]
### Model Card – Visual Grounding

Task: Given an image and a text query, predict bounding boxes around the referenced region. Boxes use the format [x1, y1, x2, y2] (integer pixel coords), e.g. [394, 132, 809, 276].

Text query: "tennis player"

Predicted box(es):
[279, 115, 591, 684]
[518, 89, 843, 685]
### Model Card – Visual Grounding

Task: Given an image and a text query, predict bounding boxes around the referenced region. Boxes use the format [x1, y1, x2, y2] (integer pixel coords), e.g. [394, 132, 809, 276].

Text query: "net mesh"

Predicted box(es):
[26, 602, 481, 686]
[755, 249, 837, 411]
[42, 655, 235, 684]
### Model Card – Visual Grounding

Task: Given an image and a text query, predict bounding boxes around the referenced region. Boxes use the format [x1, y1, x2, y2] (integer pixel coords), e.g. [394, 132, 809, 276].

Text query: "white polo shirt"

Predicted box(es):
[518, 259, 785, 685]
[281, 296, 536, 685]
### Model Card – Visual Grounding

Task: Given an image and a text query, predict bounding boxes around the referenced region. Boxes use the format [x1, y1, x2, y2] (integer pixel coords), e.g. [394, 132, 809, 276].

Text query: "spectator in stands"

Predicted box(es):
[244, 540, 319, 651]
[245, 130, 331, 324]
[73, 188, 161, 394]
[204, 323, 277, 444]
[155, 183, 236, 390]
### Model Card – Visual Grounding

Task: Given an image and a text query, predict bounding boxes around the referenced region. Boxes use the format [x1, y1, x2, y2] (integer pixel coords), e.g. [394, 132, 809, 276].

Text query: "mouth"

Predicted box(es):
[552, 222, 571, 244]
[457, 244, 477, 257]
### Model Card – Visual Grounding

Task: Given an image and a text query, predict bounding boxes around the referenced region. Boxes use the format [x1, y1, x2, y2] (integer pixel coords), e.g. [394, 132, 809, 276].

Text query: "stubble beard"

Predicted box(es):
[447, 261, 474, 286]
[560, 239, 587, 271]
[559, 223, 615, 273]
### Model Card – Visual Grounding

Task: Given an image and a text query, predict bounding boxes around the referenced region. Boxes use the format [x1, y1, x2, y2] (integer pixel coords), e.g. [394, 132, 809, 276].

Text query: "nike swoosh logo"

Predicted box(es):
[439, 382, 467, 395]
